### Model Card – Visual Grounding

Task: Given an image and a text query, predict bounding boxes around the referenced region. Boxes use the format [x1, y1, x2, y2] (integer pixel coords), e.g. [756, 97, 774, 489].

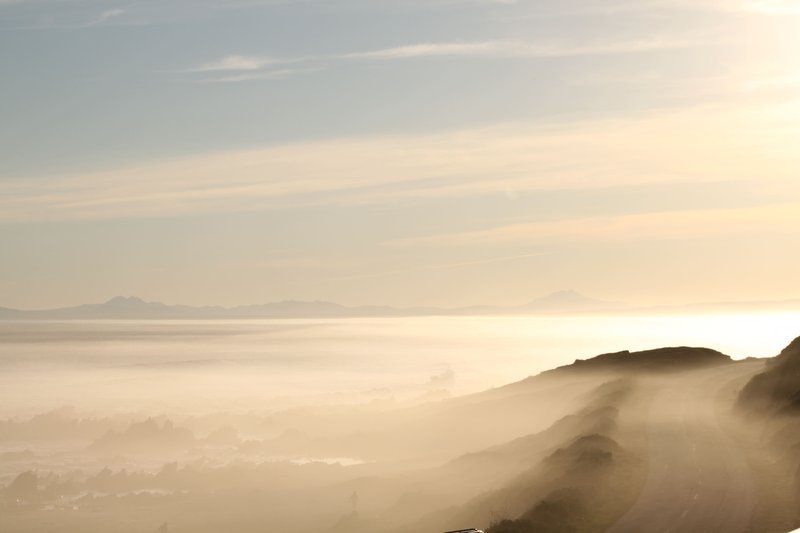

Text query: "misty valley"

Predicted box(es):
[2, 318, 800, 532]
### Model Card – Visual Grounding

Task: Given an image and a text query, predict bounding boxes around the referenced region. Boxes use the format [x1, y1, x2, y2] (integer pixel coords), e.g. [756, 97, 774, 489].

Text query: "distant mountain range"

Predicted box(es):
[2, 291, 798, 320]
[0, 290, 625, 320]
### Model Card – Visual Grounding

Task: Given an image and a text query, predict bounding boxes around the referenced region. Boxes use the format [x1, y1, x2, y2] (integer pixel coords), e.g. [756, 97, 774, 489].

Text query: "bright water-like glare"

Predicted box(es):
[0, 312, 798, 417]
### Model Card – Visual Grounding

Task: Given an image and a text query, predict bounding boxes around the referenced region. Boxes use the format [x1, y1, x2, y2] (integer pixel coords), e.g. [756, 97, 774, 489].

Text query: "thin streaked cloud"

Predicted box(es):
[306, 251, 554, 284]
[345, 38, 700, 60]
[86, 8, 124, 26]
[196, 68, 311, 83]
[2, 101, 798, 222]
[191, 55, 275, 72]
[187, 54, 314, 82]
[388, 203, 800, 248]
[190, 36, 703, 82]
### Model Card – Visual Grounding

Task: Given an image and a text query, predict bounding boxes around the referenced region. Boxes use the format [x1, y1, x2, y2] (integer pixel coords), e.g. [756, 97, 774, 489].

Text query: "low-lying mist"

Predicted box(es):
[2, 316, 800, 532]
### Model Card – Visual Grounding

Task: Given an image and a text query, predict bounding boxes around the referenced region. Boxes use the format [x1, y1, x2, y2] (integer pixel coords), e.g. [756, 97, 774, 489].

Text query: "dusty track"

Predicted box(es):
[609, 363, 762, 533]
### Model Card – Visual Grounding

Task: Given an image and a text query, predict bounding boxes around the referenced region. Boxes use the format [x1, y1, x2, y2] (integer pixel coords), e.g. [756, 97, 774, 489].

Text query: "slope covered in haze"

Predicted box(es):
[5, 337, 800, 533]
[739, 336, 800, 413]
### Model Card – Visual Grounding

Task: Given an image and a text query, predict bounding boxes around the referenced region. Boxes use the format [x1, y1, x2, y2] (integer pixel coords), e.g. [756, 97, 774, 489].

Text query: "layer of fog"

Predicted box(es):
[3, 317, 800, 532]
[2, 313, 798, 416]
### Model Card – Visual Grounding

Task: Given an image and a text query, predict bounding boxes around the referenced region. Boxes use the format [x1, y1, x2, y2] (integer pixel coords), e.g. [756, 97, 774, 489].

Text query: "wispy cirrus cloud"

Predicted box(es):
[198, 68, 315, 83]
[187, 53, 312, 82]
[187, 53, 310, 82]
[306, 251, 553, 284]
[1, 3, 137, 29]
[190, 54, 287, 72]
[387, 203, 800, 248]
[189, 35, 703, 82]
[2, 100, 798, 223]
[345, 38, 698, 60]
[86, 8, 124, 26]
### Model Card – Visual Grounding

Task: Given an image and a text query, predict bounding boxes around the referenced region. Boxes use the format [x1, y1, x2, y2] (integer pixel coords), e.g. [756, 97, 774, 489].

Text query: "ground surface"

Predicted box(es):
[609, 363, 764, 533]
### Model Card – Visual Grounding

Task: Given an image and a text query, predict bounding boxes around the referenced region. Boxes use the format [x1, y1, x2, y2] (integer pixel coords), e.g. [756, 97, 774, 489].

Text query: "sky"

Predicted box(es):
[1, 0, 799, 309]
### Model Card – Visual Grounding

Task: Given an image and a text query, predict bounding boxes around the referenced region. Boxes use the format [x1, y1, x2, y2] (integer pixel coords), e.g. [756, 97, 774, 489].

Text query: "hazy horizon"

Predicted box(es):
[1, 288, 618, 311]
[5, 289, 800, 314]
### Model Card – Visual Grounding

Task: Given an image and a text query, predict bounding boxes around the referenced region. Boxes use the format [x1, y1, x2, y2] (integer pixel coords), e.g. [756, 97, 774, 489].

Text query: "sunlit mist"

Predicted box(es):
[2, 0, 800, 531]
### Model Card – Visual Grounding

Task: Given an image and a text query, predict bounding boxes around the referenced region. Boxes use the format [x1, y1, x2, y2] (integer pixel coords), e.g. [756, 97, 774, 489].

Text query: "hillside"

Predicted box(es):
[738, 336, 800, 413]
[540, 346, 732, 375]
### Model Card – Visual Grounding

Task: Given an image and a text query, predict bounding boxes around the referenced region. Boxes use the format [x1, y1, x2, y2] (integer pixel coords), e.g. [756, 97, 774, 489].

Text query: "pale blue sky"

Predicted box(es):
[1, 0, 799, 308]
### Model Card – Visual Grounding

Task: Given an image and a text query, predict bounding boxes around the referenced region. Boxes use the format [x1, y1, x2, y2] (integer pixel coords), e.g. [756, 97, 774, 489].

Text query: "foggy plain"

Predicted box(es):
[3, 311, 800, 532]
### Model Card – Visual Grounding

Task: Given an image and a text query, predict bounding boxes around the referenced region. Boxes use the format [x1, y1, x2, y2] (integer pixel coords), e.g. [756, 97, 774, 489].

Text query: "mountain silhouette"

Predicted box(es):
[0, 291, 624, 320]
[542, 346, 733, 375]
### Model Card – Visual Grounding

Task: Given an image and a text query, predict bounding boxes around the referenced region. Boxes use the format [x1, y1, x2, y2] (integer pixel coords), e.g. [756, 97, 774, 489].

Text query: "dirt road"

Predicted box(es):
[608, 363, 763, 533]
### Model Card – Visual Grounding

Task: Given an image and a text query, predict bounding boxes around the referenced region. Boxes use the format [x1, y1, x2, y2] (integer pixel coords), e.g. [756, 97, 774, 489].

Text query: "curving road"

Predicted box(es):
[608, 363, 763, 533]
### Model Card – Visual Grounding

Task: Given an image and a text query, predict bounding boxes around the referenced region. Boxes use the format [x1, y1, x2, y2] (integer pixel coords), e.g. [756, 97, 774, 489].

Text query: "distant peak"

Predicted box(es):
[104, 296, 148, 305]
[546, 289, 584, 298]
